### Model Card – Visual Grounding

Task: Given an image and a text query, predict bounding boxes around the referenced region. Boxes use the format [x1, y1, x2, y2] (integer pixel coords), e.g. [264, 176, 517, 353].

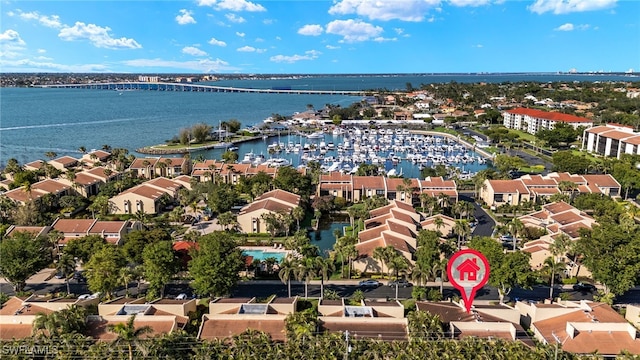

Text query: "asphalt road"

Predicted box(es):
[459, 192, 495, 237]
[3, 279, 620, 304]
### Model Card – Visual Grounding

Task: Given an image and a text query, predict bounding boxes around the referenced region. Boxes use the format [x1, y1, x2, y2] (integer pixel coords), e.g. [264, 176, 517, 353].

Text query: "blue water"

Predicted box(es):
[309, 222, 349, 257]
[242, 249, 287, 262]
[2, 73, 634, 165]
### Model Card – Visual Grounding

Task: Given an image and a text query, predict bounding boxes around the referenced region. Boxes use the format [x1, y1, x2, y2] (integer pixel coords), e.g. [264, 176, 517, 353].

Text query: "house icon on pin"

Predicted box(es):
[456, 258, 480, 281]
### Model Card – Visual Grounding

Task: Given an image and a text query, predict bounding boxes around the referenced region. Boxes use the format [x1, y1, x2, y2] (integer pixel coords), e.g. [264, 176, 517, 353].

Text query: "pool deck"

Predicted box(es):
[240, 246, 292, 257]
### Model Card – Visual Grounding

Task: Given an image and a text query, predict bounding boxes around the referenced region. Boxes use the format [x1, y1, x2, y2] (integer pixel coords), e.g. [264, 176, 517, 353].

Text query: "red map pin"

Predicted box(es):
[447, 249, 490, 313]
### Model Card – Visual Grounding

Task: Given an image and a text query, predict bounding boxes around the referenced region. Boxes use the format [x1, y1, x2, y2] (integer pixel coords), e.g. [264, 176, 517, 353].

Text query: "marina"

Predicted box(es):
[205, 127, 491, 179]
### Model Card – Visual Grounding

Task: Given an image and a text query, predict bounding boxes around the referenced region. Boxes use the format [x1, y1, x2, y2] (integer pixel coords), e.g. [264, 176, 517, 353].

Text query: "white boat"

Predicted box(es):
[307, 131, 324, 139]
[332, 128, 346, 136]
[266, 158, 291, 167]
[241, 152, 256, 164]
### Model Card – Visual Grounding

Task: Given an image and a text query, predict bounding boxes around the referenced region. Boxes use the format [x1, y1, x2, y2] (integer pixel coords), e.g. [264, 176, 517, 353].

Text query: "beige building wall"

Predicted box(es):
[238, 208, 274, 234]
[111, 193, 158, 215]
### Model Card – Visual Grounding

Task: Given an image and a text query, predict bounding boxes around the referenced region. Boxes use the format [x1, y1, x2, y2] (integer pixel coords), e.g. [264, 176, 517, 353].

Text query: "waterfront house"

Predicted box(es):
[2, 178, 71, 205]
[81, 150, 111, 167]
[237, 189, 301, 234]
[318, 173, 457, 205]
[49, 156, 79, 171]
[479, 179, 531, 207]
[517, 300, 640, 356]
[198, 297, 297, 342]
[502, 108, 593, 135]
[582, 123, 640, 159]
[23, 160, 45, 172]
[317, 299, 408, 341]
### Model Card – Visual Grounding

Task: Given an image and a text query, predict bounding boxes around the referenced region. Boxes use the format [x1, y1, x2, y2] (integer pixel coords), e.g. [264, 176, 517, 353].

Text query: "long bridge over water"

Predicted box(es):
[34, 82, 367, 96]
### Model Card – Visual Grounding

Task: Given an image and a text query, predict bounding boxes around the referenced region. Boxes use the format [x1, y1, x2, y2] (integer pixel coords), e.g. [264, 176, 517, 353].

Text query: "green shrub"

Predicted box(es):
[412, 287, 426, 301]
[562, 277, 578, 285]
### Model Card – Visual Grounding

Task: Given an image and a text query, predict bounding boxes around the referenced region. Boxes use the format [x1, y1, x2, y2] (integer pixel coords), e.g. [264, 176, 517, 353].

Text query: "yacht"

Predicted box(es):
[307, 131, 324, 139]
[241, 151, 256, 164]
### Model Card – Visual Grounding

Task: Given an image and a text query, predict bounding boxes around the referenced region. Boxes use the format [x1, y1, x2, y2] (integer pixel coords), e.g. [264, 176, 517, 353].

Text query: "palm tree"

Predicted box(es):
[437, 192, 450, 212]
[315, 257, 335, 299]
[461, 201, 475, 220]
[56, 253, 76, 295]
[508, 217, 524, 251]
[388, 255, 409, 300]
[453, 220, 471, 250]
[372, 246, 388, 277]
[542, 256, 566, 300]
[292, 206, 305, 231]
[557, 180, 578, 204]
[346, 206, 358, 228]
[33, 305, 86, 338]
[344, 244, 358, 279]
[295, 257, 318, 298]
[119, 267, 134, 297]
[278, 258, 297, 298]
[45, 151, 57, 160]
[434, 216, 445, 235]
[107, 314, 153, 360]
[410, 262, 429, 287]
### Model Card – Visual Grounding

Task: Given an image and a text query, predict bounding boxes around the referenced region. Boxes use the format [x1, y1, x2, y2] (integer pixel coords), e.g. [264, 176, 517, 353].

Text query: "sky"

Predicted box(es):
[0, 0, 638, 74]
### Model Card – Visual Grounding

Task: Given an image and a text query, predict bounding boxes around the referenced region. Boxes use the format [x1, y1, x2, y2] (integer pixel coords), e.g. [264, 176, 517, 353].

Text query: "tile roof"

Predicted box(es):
[0, 324, 33, 340]
[240, 199, 295, 215]
[53, 219, 96, 233]
[622, 135, 640, 145]
[146, 177, 183, 192]
[86, 317, 176, 340]
[585, 126, 616, 134]
[130, 158, 158, 168]
[51, 156, 79, 166]
[89, 221, 127, 234]
[255, 189, 301, 207]
[600, 130, 638, 140]
[507, 108, 592, 123]
[32, 179, 71, 194]
[73, 173, 103, 186]
[5, 226, 48, 237]
[543, 201, 574, 214]
[199, 317, 287, 341]
[533, 303, 640, 355]
[353, 176, 385, 189]
[487, 180, 529, 194]
[319, 320, 408, 341]
[582, 174, 620, 188]
[355, 238, 385, 258]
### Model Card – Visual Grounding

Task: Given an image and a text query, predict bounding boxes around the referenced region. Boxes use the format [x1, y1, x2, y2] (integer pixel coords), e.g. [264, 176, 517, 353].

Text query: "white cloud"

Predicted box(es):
[197, 0, 266, 12]
[326, 45, 341, 50]
[0, 29, 26, 45]
[448, 0, 492, 6]
[37, 49, 47, 53]
[16, 11, 63, 28]
[0, 58, 108, 72]
[529, 0, 617, 14]
[473, 44, 483, 48]
[394, 28, 404, 35]
[270, 50, 321, 63]
[182, 46, 208, 56]
[225, 13, 246, 23]
[59, 22, 142, 49]
[255, 37, 264, 42]
[298, 24, 324, 36]
[325, 19, 383, 43]
[237, 46, 266, 53]
[123, 58, 239, 73]
[263, 19, 274, 25]
[33, 55, 53, 61]
[329, 0, 440, 22]
[555, 22, 590, 31]
[176, 9, 196, 25]
[208, 37, 227, 46]
[373, 37, 397, 42]
[236, 32, 245, 37]
[555, 23, 574, 31]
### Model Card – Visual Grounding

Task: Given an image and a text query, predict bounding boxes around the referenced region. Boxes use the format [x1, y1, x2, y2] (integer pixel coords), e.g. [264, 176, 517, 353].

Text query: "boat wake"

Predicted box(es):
[0, 117, 152, 132]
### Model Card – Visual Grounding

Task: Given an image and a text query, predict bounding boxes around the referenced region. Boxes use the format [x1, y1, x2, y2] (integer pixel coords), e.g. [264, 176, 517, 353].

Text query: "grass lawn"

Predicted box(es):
[509, 129, 536, 142]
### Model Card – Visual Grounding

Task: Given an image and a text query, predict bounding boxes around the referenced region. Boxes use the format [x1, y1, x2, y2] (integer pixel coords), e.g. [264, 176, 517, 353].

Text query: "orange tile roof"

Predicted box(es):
[240, 199, 295, 214]
[353, 176, 385, 189]
[521, 175, 557, 187]
[543, 201, 574, 214]
[85, 166, 117, 179]
[321, 172, 352, 182]
[533, 303, 640, 356]
[507, 108, 592, 123]
[0, 324, 33, 340]
[86, 318, 176, 340]
[560, 222, 591, 238]
[146, 177, 182, 192]
[382, 232, 411, 253]
[487, 180, 529, 194]
[123, 184, 169, 200]
[599, 130, 638, 140]
[89, 221, 127, 234]
[550, 212, 584, 226]
[130, 157, 158, 168]
[73, 173, 103, 186]
[359, 225, 387, 242]
[422, 176, 456, 189]
[585, 126, 616, 134]
[582, 174, 620, 188]
[256, 189, 301, 206]
[24, 160, 45, 169]
[319, 320, 407, 341]
[199, 317, 287, 341]
[51, 156, 79, 166]
[53, 219, 96, 233]
[5, 226, 48, 237]
[32, 179, 70, 194]
[622, 135, 640, 145]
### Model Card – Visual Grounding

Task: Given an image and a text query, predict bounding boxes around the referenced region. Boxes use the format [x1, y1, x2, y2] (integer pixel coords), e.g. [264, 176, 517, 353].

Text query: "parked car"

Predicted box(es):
[73, 272, 85, 282]
[387, 279, 413, 288]
[500, 234, 514, 242]
[358, 280, 381, 288]
[573, 282, 596, 292]
[54, 272, 65, 279]
[176, 293, 188, 300]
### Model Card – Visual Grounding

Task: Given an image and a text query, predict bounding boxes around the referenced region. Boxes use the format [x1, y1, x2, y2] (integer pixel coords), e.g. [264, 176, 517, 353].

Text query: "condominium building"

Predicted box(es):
[503, 108, 593, 134]
[582, 123, 640, 159]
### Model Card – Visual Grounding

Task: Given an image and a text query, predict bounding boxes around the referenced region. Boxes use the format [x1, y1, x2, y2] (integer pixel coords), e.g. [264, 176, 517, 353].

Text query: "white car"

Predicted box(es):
[176, 293, 188, 300]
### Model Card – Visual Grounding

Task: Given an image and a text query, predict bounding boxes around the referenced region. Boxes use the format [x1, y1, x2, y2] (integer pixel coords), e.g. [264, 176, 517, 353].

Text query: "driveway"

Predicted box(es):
[459, 192, 495, 237]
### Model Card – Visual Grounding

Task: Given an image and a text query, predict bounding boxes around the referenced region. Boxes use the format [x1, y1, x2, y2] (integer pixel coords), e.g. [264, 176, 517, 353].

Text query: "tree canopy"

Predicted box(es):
[189, 232, 244, 297]
[0, 232, 50, 291]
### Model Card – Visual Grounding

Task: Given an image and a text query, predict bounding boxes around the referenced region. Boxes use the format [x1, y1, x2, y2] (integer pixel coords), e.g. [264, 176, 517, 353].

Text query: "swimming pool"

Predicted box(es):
[242, 249, 287, 262]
